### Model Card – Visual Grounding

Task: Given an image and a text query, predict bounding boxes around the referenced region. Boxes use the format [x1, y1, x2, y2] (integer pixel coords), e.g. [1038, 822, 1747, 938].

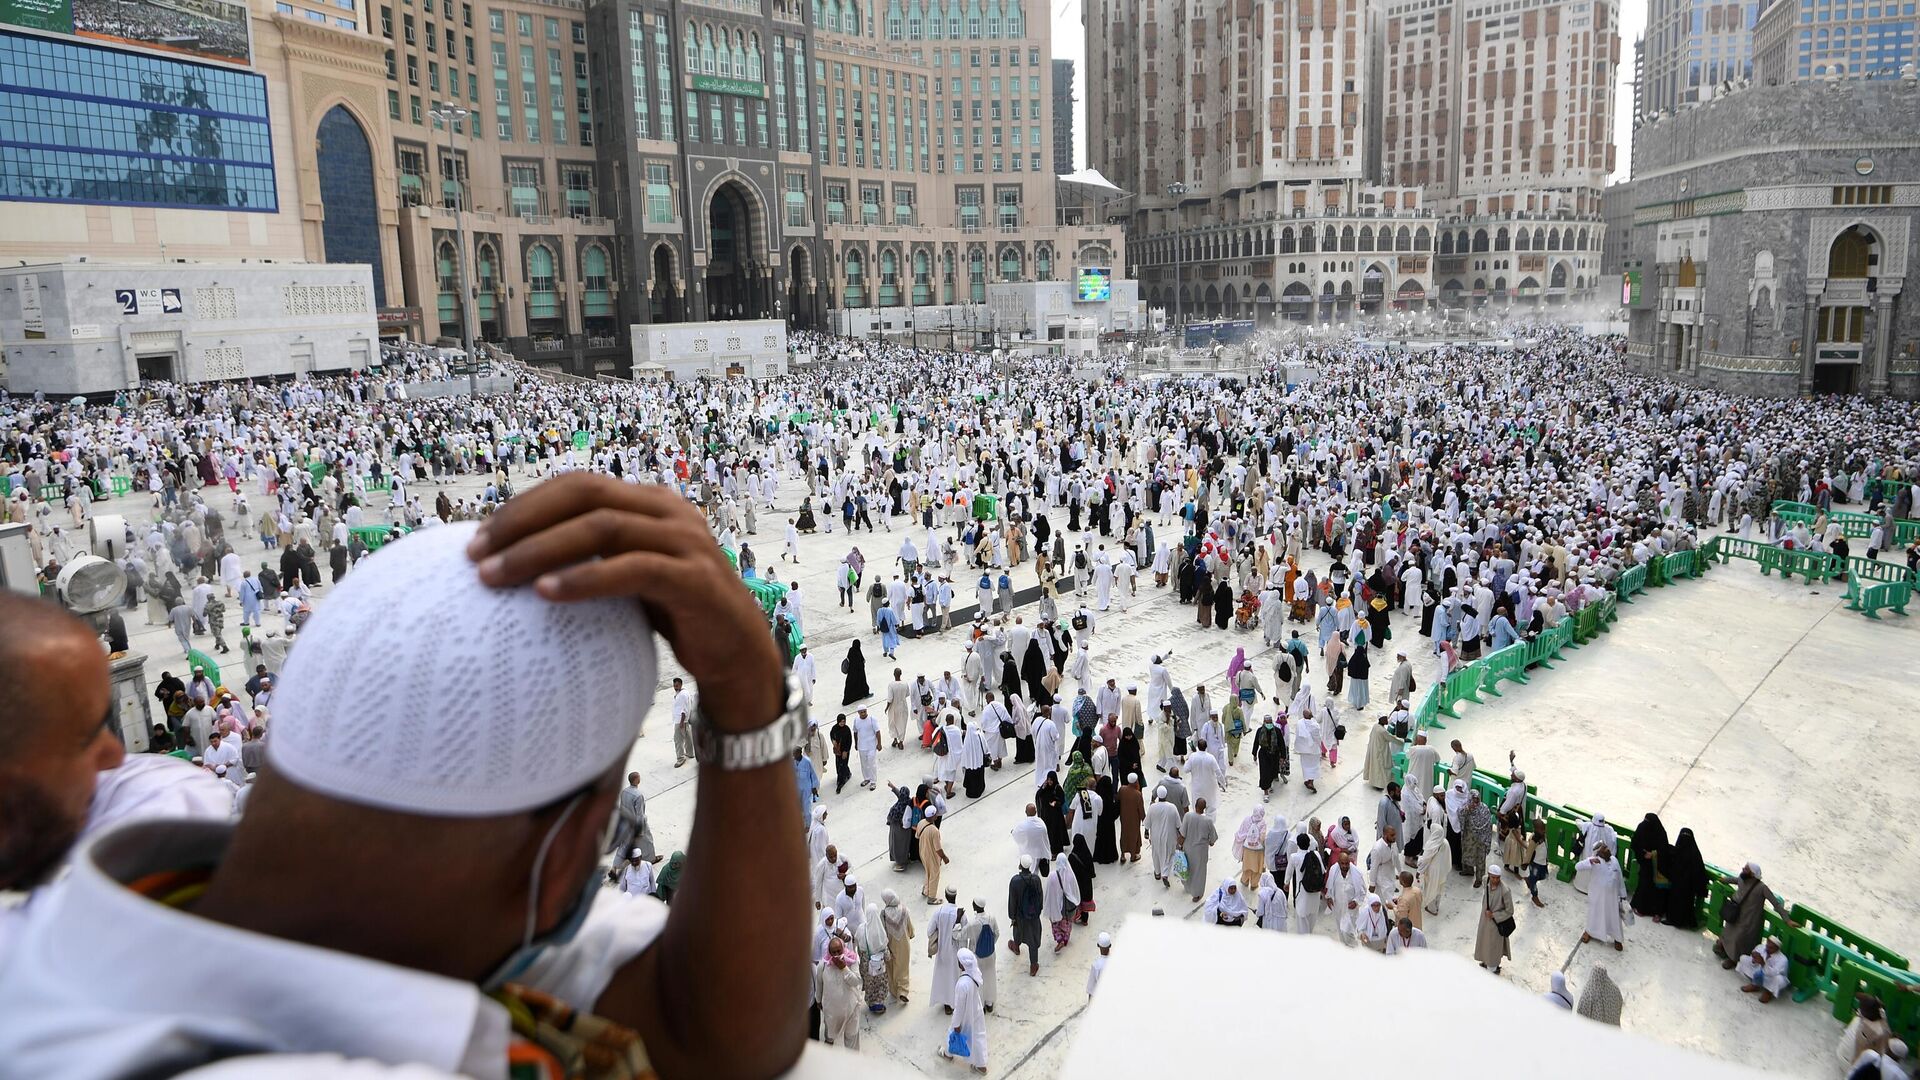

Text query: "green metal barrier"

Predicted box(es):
[38, 483, 64, 501]
[111, 476, 132, 496]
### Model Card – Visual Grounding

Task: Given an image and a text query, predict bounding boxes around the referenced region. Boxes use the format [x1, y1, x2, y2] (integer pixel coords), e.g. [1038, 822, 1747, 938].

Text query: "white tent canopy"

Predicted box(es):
[1056, 168, 1128, 194]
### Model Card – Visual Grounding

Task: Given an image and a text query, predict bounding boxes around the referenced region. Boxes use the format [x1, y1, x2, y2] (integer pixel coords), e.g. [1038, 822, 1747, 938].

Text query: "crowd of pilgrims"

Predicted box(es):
[3, 321, 1917, 1066]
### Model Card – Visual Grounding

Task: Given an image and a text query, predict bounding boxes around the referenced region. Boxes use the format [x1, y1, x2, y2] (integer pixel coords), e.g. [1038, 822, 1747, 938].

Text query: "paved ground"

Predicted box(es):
[91, 459, 1918, 1077]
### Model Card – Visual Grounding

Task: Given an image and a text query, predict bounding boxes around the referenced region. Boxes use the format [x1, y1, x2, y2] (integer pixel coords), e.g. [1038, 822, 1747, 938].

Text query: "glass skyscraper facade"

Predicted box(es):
[0, 31, 277, 211]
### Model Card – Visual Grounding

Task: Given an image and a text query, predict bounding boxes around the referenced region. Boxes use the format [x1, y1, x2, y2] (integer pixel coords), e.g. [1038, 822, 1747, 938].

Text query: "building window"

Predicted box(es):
[527, 244, 558, 318]
[826, 182, 847, 224]
[508, 162, 541, 215]
[564, 166, 592, 218]
[958, 186, 982, 230]
[646, 163, 673, 223]
[785, 172, 807, 227]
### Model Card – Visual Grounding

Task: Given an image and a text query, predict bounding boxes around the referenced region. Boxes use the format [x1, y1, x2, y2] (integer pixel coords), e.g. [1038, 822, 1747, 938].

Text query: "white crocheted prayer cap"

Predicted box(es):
[268, 521, 657, 815]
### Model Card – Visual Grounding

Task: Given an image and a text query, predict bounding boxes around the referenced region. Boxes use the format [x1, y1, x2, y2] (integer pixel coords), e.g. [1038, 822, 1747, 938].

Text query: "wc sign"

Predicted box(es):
[114, 288, 183, 316]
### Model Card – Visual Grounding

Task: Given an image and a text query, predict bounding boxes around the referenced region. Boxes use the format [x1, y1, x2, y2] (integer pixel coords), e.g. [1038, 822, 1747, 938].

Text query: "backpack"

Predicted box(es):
[933, 728, 950, 756]
[1074, 550, 1088, 570]
[1299, 851, 1326, 894]
[1071, 613, 1089, 631]
[974, 921, 997, 956]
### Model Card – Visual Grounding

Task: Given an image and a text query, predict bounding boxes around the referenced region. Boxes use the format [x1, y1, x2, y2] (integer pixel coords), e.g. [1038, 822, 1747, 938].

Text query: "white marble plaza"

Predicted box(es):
[92, 449, 1919, 1078]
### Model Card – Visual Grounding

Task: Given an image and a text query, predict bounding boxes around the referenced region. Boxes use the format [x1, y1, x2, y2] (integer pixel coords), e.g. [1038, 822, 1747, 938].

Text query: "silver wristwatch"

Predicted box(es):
[691, 672, 810, 771]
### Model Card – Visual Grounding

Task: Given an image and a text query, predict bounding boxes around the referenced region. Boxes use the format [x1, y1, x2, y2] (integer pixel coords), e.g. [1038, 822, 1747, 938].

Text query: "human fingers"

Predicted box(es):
[470, 473, 688, 561]
[477, 508, 707, 589]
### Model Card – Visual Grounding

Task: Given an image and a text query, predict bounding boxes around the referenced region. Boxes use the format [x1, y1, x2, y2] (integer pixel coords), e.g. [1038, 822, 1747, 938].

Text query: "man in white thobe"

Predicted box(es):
[1577, 846, 1627, 949]
[1293, 710, 1323, 792]
[793, 648, 818, 708]
[1367, 829, 1403, 901]
[1405, 734, 1441, 803]
[1327, 850, 1369, 946]
[885, 675, 911, 749]
[1011, 806, 1051, 867]
[1092, 553, 1114, 611]
[1032, 712, 1062, 788]
[1286, 838, 1324, 935]
[1184, 744, 1222, 814]
[1735, 938, 1790, 1001]
[926, 894, 965, 1011]
[1144, 788, 1182, 885]
[852, 707, 881, 789]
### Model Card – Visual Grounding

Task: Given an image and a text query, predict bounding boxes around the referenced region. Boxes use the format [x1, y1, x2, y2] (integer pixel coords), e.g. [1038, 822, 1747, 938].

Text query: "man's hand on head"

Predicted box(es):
[468, 474, 783, 731]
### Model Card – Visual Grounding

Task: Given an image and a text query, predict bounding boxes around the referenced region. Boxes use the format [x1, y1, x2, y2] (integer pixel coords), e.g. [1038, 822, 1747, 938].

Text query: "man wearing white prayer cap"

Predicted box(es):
[0, 475, 811, 1079]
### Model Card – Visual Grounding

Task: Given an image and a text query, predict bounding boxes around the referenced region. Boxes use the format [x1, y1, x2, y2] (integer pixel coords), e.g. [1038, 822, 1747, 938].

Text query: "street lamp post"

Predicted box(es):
[429, 104, 477, 396]
[1166, 182, 1187, 341]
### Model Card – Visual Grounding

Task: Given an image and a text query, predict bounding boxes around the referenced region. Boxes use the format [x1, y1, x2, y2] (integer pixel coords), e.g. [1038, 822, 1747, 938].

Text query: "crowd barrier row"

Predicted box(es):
[1383, 543, 1919, 1047]
[1773, 499, 1920, 548]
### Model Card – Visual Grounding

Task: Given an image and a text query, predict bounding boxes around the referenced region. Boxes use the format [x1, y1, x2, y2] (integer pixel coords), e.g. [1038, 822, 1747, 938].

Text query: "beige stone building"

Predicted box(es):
[804, 1, 1124, 322]
[1086, 0, 1618, 318]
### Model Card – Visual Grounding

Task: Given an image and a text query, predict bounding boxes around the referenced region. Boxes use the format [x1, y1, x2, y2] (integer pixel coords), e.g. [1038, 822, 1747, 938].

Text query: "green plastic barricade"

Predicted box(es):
[1829, 957, 1920, 1047]
[971, 494, 998, 521]
[1436, 661, 1484, 717]
[1772, 500, 1821, 518]
[1646, 556, 1669, 588]
[1712, 536, 1768, 566]
[1477, 643, 1529, 696]
[1794, 905, 1910, 975]
[186, 648, 222, 693]
[1616, 562, 1647, 601]
[1571, 603, 1602, 645]
[1844, 558, 1912, 609]
[350, 524, 411, 551]
[1857, 582, 1912, 619]
[111, 476, 133, 496]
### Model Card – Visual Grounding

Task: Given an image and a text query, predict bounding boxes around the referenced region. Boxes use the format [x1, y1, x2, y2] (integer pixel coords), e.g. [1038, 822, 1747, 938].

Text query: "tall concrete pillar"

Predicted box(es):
[1799, 292, 1821, 393]
[1869, 293, 1895, 397]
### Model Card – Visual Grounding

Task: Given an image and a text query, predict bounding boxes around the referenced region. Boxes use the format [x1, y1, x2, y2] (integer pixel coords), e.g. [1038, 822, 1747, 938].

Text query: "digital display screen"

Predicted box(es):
[1076, 267, 1111, 302]
[3, 0, 253, 65]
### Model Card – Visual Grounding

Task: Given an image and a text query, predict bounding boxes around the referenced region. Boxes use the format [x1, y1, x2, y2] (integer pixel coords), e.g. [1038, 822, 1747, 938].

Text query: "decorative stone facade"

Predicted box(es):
[1620, 79, 1920, 399]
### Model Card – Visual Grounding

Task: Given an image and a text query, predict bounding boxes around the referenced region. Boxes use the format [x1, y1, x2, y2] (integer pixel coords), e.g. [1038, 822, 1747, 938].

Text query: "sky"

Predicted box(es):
[1050, 0, 1645, 184]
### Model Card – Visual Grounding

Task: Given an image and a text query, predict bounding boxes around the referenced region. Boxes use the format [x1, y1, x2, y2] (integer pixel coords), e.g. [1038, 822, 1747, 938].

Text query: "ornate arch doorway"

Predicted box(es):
[705, 180, 768, 320]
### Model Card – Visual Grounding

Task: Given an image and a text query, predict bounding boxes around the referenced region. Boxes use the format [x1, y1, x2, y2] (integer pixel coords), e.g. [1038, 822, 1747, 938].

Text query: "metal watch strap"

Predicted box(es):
[691, 672, 809, 771]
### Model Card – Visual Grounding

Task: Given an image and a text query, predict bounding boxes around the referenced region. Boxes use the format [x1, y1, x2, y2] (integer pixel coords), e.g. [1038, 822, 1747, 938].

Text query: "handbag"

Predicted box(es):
[1718, 896, 1741, 925]
[1495, 916, 1517, 938]
[947, 1030, 972, 1059]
